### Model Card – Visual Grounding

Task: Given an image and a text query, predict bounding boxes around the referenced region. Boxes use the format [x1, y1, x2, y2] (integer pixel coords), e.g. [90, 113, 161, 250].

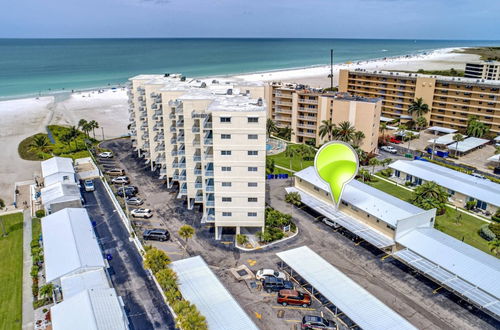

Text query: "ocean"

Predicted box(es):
[1, 38, 499, 99]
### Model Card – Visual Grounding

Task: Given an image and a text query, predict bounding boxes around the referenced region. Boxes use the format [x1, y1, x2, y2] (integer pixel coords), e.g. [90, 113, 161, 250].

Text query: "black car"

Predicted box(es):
[301, 315, 336, 330]
[117, 187, 136, 197]
[262, 277, 294, 293]
[143, 229, 170, 242]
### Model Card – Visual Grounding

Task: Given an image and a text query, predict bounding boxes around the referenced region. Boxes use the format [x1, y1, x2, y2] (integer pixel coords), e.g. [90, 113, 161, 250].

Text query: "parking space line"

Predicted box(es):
[272, 306, 316, 311]
[285, 320, 301, 323]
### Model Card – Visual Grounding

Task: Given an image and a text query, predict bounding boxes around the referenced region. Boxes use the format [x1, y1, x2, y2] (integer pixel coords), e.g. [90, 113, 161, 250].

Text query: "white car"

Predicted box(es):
[84, 180, 95, 192]
[380, 146, 397, 154]
[322, 217, 340, 229]
[130, 208, 153, 218]
[255, 269, 287, 281]
[99, 151, 113, 158]
[111, 176, 130, 184]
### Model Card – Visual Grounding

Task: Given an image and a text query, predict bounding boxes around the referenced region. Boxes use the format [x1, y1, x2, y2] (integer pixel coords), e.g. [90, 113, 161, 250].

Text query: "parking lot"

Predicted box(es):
[98, 138, 499, 330]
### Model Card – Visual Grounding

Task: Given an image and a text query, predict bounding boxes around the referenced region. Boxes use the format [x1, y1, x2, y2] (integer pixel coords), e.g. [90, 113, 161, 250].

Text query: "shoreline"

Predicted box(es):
[0, 46, 470, 101]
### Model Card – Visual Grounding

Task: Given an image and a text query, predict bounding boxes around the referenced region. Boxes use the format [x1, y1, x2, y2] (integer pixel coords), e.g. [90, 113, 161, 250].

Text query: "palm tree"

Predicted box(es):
[266, 118, 277, 137]
[82, 122, 92, 138]
[408, 97, 429, 118]
[352, 130, 365, 148]
[466, 117, 489, 138]
[29, 135, 52, 153]
[39, 283, 54, 300]
[178, 225, 195, 251]
[318, 119, 336, 141]
[396, 124, 407, 139]
[379, 122, 388, 142]
[144, 247, 171, 274]
[368, 157, 379, 173]
[382, 158, 392, 168]
[60, 133, 73, 150]
[404, 132, 416, 153]
[285, 191, 302, 206]
[284, 146, 297, 170]
[77, 119, 88, 130]
[67, 126, 80, 150]
[266, 158, 275, 175]
[411, 181, 449, 215]
[357, 168, 372, 182]
[337, 121, 356, 143]
[415, 116, 428, 130]
[278, 126, 293, 141]
[452, 133, 465, 157]
[89, 120, 99, 139]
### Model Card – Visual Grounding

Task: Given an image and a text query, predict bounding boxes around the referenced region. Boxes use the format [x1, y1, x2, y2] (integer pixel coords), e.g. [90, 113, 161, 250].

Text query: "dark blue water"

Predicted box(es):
[0, 38, 499, 99]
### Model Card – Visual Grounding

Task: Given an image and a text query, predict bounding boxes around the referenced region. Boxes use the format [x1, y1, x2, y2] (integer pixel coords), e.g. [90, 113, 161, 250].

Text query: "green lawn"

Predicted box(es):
[267, 144, 315, 172]
[365, 177, 496, 257]
[0, 213, 24, 330]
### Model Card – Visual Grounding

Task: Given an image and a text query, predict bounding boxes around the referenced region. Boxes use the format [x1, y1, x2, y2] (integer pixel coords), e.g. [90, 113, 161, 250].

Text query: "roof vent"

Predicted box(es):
[257, 98, 263, 106]
[227, 88, 233, 95]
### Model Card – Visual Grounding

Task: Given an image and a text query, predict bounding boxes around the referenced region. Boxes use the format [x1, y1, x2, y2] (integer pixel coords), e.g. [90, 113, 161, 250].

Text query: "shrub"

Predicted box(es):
[492, 210, 500, 223]
[143, 247, 171, 274]
[236, 234, 248, 246]
[31, 265, 39, 278]
[404, 181, 412, 187]
[0, 198, 4, 209]
[465, 200, 477, 210]
[479, 224, 496, 241]
[30, 239, 40, 249]
[35, 210, 45, 218]
[489, 222, 500, 237]
[379, 168, 393, 177]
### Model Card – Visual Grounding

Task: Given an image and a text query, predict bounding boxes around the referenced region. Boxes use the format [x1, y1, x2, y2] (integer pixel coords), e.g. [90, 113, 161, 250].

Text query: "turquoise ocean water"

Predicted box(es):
[0, 38, 499, 99]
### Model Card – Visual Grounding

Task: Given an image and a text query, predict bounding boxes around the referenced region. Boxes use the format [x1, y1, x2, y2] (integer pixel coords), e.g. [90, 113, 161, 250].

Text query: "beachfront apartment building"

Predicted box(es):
[128, 74, 266, 238]
[338, 69, 500, 134]
[265, 82, 382, 153]
[465, 61, 500, 80]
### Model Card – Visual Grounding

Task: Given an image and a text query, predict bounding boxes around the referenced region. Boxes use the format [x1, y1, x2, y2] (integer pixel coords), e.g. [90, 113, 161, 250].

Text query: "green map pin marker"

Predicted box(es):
[314, 141, 359, 207]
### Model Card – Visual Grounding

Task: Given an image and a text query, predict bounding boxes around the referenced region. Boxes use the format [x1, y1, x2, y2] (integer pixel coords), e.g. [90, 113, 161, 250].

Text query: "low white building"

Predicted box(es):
[42, 208, 105, 283]
[60, 268, 110, 299]
[51, 288, 129, 330]
[41, 156, 76, 187]
[40, 182, 82, 214]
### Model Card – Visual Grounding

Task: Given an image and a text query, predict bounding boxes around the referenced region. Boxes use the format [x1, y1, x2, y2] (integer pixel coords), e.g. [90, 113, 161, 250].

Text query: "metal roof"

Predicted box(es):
[446, 137, 489, 153]
[494, 136, 500, 142]
[427, 133, 465, 146]
[277, 246, 416, 330]
[389, 160, 500, 207]
[427, 126, 458, 134]
[41, 156, 75, 178]
[44, 172, 77, 187]
[285, 187, 394, 248]
[294, 167, 424, 226]
[487, 154, 500, 163]
[42, 208, 105, 282]
[380, 116, 395, 122]
[51, 288, 128, 330]
[41, 182, 81, 208]
[171, 256, 258, 330]
[61, 268, 110, 299]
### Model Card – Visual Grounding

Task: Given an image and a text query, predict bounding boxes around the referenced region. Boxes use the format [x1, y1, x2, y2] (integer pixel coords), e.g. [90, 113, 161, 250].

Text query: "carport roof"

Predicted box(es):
[170, 256, 258, 330]
[41, 156, 75, 178]
[61, 268, 110, 299]
[277, 246, 416, 330]
[389, 160, 500, 207]
[51, 288, 128, 330]
[427, 126, 457, 134]
[41, 182, 81, 207]
[447, 137, 489, 153]
[42, 208, 105, 282]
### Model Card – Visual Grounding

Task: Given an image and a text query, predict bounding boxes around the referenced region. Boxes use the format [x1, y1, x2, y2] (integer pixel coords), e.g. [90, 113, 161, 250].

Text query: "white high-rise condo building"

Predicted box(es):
[127, 74, 266, 239]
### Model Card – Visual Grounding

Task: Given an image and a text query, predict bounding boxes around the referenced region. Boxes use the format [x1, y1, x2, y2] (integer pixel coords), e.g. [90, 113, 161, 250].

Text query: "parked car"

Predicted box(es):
[322, 217, 340, 229]
[262, 277, 293, 293]
[84, 180, 95, 192]
[143, 228, 170, 242]
[99, 151, 113, 158]
[381, 145, 398, 154]
[130, 208, 153, 218]
[117, 187, 136, 197]
[106, 168, 125, 176]
[256, 268, 287, 281]
[126, 197, 144, 206]
[389, 137, 402, 144]
[301, 315, 336, 330]
[111, 176, 130, 184]
[471, 172, 486, 180]
[277, 289, 311, 307]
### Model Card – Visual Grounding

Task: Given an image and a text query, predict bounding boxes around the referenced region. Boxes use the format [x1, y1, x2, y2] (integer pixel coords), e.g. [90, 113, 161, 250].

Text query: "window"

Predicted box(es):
[222, 166, 231, 172]
[222, 197, 232, 202]
[222, 182, 232, 187]
[248, 167, 258, 172]
[248, 197, 258, 202]
[248, 150, 258, 156]
[221, 134, 231, 139]
[313, 186, 320, 192]
[248, 212, 257, 217]
[248, 134, 258, 140]
[221, 150, 232, 156]
[222, 212, 232, 216]
[248, 182, 258, 187]
[248, 117, 259, 123]
[220, 117, 231, 123]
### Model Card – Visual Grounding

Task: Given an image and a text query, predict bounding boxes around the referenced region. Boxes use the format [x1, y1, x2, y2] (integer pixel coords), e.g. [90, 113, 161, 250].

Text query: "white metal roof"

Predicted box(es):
[294, 167, 424, 226]
[41, 156, 75, 178]
[286, 187, 394, 248]
[42, 208, 105, 282]
[61, 268, 110, 299]
[41, 182, 81, 208]
[427, 133, 466, 146]
[44, 172, 76, 187]
[447, 137, 489, 153]
[170, 256, 258, 330]
[380, 116, 395, 122]
[494, 136, 500, 142]
[427, 126, 457, 134]
[277, 246, 416, 330]
[487, 154, 500, 163]
[51, 288, 128, 330]
[396, 228, 500, 299]
[389, 160, 500, 207]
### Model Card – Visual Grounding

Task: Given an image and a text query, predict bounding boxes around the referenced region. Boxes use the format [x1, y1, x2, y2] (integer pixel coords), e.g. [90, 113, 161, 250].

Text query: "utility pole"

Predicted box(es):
[330, 49, 334, 90]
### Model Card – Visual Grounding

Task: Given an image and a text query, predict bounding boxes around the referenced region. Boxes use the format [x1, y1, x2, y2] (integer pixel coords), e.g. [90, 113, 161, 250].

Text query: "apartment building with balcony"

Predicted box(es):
[265, 82, 382, 153]
[338, 69, 500, 134]
[464, 61, 500, 80]
[128, 74, 266, 239]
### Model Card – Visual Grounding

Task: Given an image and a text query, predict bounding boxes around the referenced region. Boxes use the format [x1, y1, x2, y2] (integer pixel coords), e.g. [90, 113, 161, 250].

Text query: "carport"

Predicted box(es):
[277, 246, 416, 330]
[447, 137, 489, 155]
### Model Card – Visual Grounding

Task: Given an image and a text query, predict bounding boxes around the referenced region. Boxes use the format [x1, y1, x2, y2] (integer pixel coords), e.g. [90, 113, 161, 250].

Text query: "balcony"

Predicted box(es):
[276, 100, 292, 106]
[169, 113, 175, 119]
[195, 182, 202, 189]
[143, 143, 150, 149]
[275, 107, 292, 115]
[194, 168, 202, 175]
[298, 98, 318, 105]
[154, 133, 164, 142]
[203, 121, 212, 129]
[206, 200, 215, 207]
[178, 150, 185, 156]
[195, 195, 203, 202]
[170, 138, 176, 144]
[177, 120, 184, 127]
[177, 135, 185, 143]
[169, 100, 181, 108]
[203, 138, 213, 145]
[141, 133, 149, 140]
[205, 170, 214, 177]
[155, 144, 165, 152]
[192, 126, 200, 133]
[193, 155, 201, 161]
[205, 185, 214, 192]
[170, 126, 176, 133]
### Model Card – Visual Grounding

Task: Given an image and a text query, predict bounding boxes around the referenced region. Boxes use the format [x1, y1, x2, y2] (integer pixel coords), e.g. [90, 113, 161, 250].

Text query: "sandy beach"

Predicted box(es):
[0, 47, 480, 205]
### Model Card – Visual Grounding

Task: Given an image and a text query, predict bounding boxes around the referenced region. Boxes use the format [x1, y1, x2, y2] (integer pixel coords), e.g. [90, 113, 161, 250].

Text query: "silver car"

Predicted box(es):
[130, 208, 153, 218]
[126, 197, 144, 206]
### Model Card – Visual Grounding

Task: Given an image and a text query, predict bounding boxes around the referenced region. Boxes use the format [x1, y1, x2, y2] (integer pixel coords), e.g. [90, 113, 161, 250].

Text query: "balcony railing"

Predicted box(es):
[205, 170, 214, 176]
[192, 126, 200, 133]
[204, 153, 213, 161]
[194, 169, 202, 175]
[206, 200, 215, 206]
[195, 182, 202, 189]
[178, 150, 185, 156]
[195, 195, 203, 202]
[204, 138, 213, 145]
[205, 185, 214, 192]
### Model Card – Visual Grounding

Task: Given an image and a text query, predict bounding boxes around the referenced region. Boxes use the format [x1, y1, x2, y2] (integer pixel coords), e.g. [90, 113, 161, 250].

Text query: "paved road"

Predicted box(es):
[83, 179, 175, 330]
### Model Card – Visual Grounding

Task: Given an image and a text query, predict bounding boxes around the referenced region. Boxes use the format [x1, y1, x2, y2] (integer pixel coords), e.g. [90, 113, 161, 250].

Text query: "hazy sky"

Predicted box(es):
[1, 0, 499, 39]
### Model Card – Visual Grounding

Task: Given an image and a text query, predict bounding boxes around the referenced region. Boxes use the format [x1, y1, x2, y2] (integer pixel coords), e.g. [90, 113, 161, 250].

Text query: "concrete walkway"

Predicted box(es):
[21, 209, 33, 330]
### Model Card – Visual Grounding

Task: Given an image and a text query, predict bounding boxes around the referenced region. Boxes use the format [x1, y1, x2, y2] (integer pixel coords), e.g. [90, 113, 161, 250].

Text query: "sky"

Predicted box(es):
[1, 0, 499, 39]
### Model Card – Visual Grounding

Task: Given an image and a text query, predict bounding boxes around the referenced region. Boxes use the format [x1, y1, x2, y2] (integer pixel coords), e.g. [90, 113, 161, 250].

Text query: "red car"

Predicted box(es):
[390, 137, 402, 144]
